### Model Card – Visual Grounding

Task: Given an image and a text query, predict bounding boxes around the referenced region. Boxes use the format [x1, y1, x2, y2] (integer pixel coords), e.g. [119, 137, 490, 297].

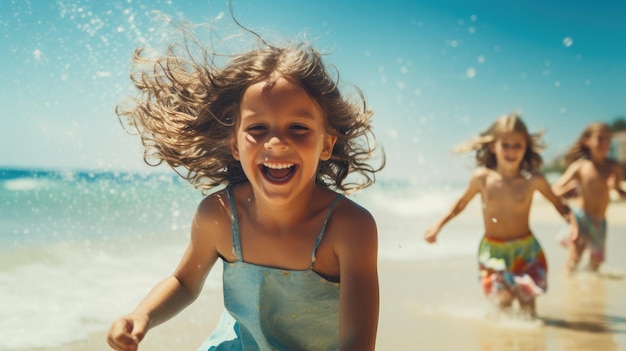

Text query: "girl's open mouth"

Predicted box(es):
[261, 162, 296, 183]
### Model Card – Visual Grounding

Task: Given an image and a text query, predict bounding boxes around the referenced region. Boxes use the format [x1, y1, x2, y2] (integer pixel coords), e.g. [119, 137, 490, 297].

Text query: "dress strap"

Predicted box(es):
[226, 184, 243, 261]
[311, 193, 344, 268]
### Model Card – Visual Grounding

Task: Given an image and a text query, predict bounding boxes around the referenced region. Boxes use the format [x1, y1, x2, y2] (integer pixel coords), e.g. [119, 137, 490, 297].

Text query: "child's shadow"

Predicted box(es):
[541, 314, 626, 334]
[542, 272, 626, 338]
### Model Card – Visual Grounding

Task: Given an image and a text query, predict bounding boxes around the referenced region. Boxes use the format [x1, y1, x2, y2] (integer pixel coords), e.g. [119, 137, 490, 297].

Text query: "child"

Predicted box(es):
[107, 20, 384, 351]
[552, 122, 626, 273]
[423, 113, 575, 318]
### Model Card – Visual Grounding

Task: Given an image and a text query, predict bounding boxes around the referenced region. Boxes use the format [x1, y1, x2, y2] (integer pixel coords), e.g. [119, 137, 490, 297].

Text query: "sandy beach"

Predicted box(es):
[20, 198, 626, 351]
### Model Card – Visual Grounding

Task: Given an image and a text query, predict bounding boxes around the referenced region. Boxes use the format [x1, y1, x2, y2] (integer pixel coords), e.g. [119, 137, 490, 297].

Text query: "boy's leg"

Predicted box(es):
[587, 224, 606, 272]
[588, 260, 601, 272]
[588, 253, 603, 272]
[495, 290, 514, 311]
[518, 297, 536, 319]
[566, 236, 586, 273]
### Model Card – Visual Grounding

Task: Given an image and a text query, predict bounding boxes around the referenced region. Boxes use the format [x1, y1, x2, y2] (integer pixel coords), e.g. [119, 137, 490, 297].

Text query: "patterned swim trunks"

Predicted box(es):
[478, 233, 547, 302]
[572, 206, 607, 262]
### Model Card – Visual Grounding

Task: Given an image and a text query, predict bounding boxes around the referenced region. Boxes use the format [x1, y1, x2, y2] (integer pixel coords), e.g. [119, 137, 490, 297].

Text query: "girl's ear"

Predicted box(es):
[231, 136, 240, 160]
[320, 134, 338, 161]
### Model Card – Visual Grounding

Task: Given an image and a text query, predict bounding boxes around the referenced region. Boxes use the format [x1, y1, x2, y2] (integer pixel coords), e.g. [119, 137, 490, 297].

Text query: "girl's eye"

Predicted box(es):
[290, 124, 310, 133]
[246, 125, 267, 134]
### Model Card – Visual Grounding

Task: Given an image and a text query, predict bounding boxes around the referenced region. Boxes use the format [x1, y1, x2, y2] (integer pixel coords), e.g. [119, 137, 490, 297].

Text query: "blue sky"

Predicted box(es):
[1, 0, 625, 185]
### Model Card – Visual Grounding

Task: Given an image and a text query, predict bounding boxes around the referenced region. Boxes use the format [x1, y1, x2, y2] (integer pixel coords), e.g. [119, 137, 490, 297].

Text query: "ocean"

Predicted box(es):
[0, 167, 478, 350]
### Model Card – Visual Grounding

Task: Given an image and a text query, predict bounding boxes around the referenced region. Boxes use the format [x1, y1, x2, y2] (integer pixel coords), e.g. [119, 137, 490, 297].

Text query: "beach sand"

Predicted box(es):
[21, 198, 626, 351]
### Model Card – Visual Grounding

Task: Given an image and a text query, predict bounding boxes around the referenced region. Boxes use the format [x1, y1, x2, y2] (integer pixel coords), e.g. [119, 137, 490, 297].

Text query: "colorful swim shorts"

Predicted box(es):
[478, 233, 547, 302]
[572, 206, 607, 262]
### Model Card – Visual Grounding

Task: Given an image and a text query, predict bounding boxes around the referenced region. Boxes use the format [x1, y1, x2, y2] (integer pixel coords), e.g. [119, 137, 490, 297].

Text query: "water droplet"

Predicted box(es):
[466, 67, 476, 79]
[563, 37, 573, 47]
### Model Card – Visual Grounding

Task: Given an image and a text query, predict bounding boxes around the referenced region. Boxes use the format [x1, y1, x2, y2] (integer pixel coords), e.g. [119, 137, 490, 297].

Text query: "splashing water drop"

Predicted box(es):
[466, 67, 476, 79]
[563, 37, 573, 47]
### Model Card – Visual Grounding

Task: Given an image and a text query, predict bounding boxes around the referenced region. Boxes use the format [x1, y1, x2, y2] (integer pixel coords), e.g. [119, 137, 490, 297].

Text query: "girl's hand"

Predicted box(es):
[107, 314, 148, 351]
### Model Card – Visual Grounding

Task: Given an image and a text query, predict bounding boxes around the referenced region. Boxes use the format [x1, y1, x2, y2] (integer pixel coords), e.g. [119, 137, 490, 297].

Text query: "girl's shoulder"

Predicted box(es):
[195, 187, 232, 223]
[326, 191, 376, 233]
[335, 194, 373, 219]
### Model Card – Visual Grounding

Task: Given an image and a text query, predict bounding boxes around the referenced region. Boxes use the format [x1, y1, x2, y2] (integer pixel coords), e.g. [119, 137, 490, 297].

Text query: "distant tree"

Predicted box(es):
[610, 116, 626, 131]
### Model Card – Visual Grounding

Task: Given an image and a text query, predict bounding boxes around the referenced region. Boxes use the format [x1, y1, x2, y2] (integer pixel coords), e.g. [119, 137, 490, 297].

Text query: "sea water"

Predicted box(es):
[0, 167, 475, 350]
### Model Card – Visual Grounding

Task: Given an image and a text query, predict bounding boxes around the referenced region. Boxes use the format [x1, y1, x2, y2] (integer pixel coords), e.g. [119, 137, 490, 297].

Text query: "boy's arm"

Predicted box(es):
[424, 169, 482, 243]
[336, 204, 379, 351]
[551, 161, 580, 197]
[536, 174, 579, 239]
[611, 162, 626, 199]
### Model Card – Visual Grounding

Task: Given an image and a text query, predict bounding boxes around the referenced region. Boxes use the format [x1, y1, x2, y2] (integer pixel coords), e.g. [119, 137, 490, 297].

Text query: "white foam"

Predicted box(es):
[2, 178, 51, 191]
[0, 241, 222, 350]
[362, 188, 459, 217]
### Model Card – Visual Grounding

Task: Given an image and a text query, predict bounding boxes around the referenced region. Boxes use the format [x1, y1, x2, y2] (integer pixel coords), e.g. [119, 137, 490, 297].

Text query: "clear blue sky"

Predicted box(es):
[1, 0, 625, 185]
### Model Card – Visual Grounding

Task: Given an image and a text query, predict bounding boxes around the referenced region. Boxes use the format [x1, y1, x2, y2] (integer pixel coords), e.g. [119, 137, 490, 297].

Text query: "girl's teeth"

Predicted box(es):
[263, 163, 294, 169]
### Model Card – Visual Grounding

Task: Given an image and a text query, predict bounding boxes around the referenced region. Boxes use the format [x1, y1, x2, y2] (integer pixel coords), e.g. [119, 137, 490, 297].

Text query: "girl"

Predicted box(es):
[552, 122, 626, 273]
[107, 20, 384, 351]
[423, 113, 575, 318]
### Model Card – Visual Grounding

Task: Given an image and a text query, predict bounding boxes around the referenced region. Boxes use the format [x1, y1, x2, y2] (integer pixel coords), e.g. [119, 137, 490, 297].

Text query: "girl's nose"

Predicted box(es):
[264, 136, 289, 151]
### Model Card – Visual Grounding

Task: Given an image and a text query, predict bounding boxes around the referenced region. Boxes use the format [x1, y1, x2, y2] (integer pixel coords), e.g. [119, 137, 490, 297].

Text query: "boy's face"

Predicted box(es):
[584, 128, 611, 160]
[231, 75, 336, 203]
[490, 131, 527, 170]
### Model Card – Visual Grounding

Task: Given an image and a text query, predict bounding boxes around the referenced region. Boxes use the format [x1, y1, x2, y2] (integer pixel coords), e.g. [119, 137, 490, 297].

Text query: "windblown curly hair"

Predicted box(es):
[116, 24, 384, 193]
[454, 113, 544, 172]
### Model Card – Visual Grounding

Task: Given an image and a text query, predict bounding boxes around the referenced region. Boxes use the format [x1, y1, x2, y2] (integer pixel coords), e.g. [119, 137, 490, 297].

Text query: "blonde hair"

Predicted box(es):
[116, 21, 384, 193]
[562, 122, 611, 165]
[455, 113, 544, 171]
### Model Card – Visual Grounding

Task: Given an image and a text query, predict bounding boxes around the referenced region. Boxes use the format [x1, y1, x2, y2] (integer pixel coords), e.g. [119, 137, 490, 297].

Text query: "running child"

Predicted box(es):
[552, 122, 626, 273]
[107, 18, 384, 351]
[424, 113, 576, 318]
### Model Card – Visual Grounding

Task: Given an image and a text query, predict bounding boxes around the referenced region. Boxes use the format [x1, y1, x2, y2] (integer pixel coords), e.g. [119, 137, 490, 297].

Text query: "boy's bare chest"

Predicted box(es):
[482, 177, 532, 205]
[580, 162, 612, 186]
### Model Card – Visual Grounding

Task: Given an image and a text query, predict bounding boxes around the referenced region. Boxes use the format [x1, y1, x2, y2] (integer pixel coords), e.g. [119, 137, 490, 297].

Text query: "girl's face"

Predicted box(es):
[584, 127, 611, 160]
[232, 75, 337, 203]
[490, 131, 527, 171]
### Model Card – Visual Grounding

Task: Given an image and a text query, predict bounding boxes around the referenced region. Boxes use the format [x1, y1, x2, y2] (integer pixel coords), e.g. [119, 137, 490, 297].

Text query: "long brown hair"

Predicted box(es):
[116, 18, 384, 193]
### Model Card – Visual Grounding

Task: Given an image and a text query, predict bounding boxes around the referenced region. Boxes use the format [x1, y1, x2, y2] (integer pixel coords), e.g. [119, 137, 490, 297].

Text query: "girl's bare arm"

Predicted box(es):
[107, 195, 224, 351]
[336, 203, 379, 351]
